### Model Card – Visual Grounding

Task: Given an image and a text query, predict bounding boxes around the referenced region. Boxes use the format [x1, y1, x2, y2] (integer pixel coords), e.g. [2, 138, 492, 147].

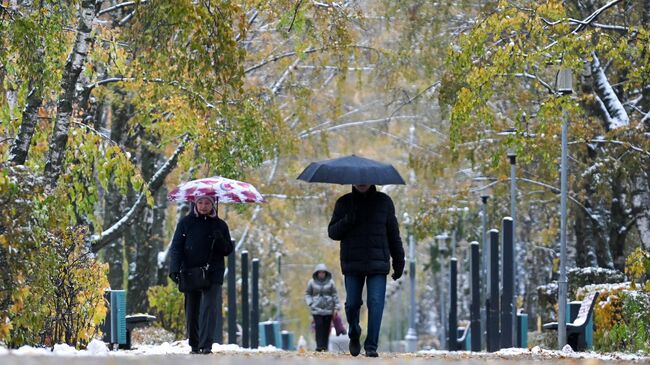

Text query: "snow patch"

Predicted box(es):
[52, 343, 77, 355]
[12, 345, 51, 356]
[418, 346, 650, 361]
[86, 339, 109, 355]
[0, 339, 283, 357]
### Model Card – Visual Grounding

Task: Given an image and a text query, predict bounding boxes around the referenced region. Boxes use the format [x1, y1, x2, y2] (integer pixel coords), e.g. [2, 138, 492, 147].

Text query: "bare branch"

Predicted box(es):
[287, 0, 304, 32]
[569, 139, 650, 158]
[510, 72, 555, 94]
[571, 0, 623, 34]
[236, 9, 258, 42]
[263, 193, 325, 200]
[83, 76, 217, 109]
[388, 82, 440, 120]
[298, 115, 422, 139]
[245, 45, 385, 74]
[271, 58, 300, 95]
[97, 0, 147, 16]
[90, 134, 191, 252]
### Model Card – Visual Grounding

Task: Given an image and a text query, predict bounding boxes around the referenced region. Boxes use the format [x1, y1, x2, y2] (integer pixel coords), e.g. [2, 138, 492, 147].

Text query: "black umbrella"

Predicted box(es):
[297, 155, 406, 185]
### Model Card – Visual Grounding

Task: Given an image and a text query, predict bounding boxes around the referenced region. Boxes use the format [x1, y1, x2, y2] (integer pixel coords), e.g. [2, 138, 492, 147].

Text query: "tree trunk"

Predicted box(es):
[574, 148, 604, 268]
[607, 169, 629, 270]
[103, 100, 132, 289]
[44, 0, 102, 186]
[632, 171, 650, 250]
[8, 85, 42, 164]
[128, 134, 165, 313]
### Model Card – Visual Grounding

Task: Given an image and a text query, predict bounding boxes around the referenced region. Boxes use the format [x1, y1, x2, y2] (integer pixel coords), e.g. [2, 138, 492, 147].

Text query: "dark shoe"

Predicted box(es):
[349, 337, 361, 357]
[190, 347, 200, 354]
[365, 350, 379, 357]
[200, 348, 212, 355]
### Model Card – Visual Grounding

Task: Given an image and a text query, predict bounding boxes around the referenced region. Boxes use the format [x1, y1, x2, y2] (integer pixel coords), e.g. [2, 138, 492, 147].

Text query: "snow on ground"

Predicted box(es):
[0, 339, 281, 357]
[418, 345, 648, 361]
[1, 341, 648, 361]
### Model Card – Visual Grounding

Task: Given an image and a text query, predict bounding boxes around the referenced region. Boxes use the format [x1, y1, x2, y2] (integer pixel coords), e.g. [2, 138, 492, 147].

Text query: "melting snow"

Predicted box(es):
[0, 339, 281, 357]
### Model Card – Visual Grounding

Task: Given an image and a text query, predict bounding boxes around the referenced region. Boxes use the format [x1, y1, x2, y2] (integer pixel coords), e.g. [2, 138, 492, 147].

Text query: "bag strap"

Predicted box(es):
[203, 235, 217, 270]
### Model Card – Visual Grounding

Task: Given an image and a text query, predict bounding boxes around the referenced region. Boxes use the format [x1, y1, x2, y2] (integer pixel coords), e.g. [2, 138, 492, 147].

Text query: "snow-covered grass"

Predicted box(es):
[0, 339, 282, 357]
[418, 345, 649, 361]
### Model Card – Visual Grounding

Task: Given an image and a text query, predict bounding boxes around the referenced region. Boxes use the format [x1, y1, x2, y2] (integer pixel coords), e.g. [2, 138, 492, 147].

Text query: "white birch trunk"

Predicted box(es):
[44, 0, 102, 185]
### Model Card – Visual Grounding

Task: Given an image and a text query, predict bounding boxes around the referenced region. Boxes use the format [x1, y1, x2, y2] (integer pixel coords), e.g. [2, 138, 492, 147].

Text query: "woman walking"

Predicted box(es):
[169, 195, 234, 354]
[304, 263, 341, 352]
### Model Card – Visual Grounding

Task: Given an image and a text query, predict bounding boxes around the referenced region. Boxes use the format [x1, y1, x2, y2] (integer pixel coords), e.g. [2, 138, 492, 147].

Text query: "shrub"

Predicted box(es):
[0, 165, 108, 348]
[578, 247, 650, 353]
[147, 280, 185, 339]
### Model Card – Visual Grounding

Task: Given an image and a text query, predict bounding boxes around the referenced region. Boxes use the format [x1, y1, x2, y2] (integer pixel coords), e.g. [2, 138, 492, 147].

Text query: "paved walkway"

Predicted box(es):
[0, 350, 646, 365]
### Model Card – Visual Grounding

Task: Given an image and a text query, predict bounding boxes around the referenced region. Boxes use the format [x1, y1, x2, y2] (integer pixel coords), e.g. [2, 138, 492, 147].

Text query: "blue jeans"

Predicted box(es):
[344, 274, 387, 352]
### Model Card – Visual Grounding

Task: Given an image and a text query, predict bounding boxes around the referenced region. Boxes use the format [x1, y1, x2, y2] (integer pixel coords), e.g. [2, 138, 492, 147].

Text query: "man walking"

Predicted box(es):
[328, 184, 405, 357]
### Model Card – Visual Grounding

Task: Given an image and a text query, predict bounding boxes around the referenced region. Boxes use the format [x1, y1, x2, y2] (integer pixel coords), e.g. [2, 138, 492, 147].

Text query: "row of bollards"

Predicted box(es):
[447, 217, 526, 352]
[216, 245, 261, 348]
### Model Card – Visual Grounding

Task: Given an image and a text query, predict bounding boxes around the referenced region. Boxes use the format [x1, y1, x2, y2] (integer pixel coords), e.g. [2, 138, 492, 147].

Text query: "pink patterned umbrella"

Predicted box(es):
[168, 176, 265, 204]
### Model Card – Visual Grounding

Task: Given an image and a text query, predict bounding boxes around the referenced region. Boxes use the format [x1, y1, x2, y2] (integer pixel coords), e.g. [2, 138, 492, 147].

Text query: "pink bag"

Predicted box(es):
[331, 312, 347, 336]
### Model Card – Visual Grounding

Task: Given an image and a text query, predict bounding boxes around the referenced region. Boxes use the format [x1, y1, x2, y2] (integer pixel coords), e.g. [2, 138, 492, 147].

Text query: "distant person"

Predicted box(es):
[304, 263, 341, 352]
[169, 195, 234, 354]
[328, 184, 405, 357]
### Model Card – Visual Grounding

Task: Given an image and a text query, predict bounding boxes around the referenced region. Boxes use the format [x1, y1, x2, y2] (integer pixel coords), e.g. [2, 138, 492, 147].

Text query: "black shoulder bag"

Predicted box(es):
[179, 240, 215, 293]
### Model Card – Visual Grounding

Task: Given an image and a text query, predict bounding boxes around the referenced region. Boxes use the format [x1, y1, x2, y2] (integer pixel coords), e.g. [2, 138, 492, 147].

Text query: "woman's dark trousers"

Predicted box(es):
[185, 283, 222, 351]
[313, 314, 333, 351]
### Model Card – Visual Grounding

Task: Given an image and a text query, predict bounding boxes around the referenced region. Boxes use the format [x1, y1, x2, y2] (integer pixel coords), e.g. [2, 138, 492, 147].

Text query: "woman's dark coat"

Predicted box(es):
[170, 212, 234, 285]
[328, 185, 405, 276]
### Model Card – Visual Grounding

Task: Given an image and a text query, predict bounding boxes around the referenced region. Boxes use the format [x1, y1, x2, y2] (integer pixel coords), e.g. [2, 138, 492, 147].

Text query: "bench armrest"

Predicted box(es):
[542, 322, 558, 330]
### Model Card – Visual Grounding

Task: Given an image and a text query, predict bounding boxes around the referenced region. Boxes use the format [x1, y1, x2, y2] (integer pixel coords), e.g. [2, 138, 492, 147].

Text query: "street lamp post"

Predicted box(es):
[507, 150, 517, 345]
[404, 213, 418, 352]
[556, 68, 573, 349]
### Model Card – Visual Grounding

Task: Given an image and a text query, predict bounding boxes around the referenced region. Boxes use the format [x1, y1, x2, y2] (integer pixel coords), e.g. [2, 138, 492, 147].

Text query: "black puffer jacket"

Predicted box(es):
[328, 185, 405, 275]
[169, 212, 234, 285]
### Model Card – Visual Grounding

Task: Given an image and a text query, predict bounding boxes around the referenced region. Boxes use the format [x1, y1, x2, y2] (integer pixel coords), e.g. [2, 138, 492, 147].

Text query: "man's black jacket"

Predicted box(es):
[328, 185, 405, 276]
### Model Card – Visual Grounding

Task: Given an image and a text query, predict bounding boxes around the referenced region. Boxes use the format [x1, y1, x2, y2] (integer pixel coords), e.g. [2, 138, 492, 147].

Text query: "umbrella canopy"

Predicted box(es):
[297, 155, 406, 185]
[168, 176, 265, 203]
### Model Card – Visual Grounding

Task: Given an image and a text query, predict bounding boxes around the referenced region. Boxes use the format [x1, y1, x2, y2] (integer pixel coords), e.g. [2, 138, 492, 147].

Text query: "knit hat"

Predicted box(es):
[195, 195, 215, 205]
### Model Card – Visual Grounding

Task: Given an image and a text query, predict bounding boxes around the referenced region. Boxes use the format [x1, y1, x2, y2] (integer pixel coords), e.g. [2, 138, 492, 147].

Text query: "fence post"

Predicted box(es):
[470, 241, 481, 351]
[227, 241, 237, 344]
[251, 258, 260, 349]
[241, 251, 249, 348]
[500, 218, 514, 348]
[486, 229, 500, 352]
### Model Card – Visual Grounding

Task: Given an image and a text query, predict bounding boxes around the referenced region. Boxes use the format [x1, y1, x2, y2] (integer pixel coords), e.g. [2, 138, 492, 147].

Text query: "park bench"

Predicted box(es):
[543, 291, 599, 351]
[124, 314, 157, 349]
[449, 322, 471, 351]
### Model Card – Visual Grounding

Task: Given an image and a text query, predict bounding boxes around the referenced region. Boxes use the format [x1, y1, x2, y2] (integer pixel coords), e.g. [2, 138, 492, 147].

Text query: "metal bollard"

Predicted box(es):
[470, 241, 481, 351]
[227, 242, 237, 344]
[251, 258, 260, 348]
[241, 251, 250, 348]
[448, 257, 458, 351]
[215, 286, 224, 343]
[500, 218, 514, 348]
[486, 229, 500, 352]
